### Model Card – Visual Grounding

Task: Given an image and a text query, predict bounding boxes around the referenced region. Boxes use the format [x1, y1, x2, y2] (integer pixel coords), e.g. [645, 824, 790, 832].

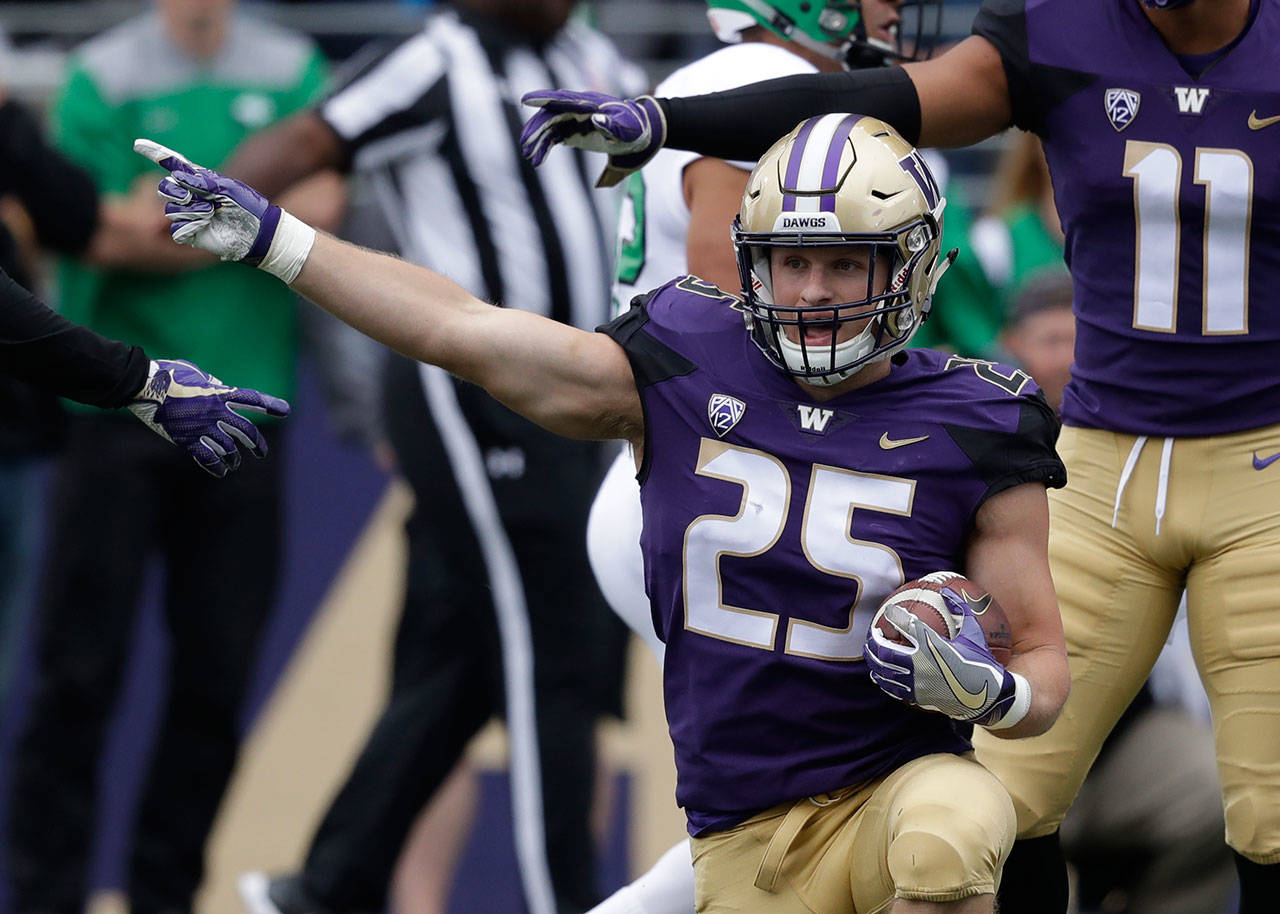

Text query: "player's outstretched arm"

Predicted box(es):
[293, 234, 640, 441]
[963, 482, 1070, 738]
[520, 37, 1011, 185]
[134, 139, 643, 445]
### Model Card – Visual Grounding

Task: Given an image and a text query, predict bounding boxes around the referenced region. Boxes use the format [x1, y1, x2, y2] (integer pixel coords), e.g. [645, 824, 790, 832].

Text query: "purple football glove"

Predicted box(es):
[520, 91, 666, 187]
[865, 598, 1028, 729]
[134, 138, 279, 264]
[128, 359, 290, 478]
[134, 139, 315, 282]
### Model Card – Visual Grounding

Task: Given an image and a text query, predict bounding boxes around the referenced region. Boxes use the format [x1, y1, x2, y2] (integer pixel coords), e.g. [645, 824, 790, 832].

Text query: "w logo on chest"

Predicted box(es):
[1174, 86, 1210, 115]
[796, 404, 835, 435]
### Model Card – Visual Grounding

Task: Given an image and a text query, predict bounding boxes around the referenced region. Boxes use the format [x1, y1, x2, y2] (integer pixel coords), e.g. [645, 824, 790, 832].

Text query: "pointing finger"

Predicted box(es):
[134, 137, 199, 172]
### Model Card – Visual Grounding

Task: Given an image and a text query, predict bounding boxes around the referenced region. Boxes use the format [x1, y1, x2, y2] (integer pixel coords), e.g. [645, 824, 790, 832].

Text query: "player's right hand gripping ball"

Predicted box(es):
[520, 91, 666, 187]
[865, 572, 1025, 728]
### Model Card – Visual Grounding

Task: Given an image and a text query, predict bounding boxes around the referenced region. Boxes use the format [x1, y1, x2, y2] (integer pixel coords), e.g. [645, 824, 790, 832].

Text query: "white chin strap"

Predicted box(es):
[777, 322, 882, 386]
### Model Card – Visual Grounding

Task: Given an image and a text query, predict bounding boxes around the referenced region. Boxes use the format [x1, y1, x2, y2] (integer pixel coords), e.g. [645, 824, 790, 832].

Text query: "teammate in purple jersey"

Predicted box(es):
[135, 114, 1068, 913]
[516, 0, 1280, 910]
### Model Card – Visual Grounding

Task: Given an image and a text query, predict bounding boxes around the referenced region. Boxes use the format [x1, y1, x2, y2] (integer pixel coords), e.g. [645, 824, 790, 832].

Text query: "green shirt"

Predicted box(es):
[911, 181, 994, 356]
[916, 198, 1065, 359]
[56, 12, 327, 409]
[997, 203, 1068, 306]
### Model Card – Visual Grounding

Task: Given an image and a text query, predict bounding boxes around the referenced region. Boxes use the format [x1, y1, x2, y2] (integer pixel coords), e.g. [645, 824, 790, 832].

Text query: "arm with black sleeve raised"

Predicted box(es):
[661, 37, 1013, 158]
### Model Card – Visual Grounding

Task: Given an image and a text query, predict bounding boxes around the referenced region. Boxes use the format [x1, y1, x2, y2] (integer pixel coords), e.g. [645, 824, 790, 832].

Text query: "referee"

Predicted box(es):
[225, 3, 645, 913]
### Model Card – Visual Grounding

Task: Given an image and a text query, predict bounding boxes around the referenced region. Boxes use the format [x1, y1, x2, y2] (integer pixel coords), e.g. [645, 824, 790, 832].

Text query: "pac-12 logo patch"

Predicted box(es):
[1105, 88, 1141, 132]
[708, 394, 746, 438]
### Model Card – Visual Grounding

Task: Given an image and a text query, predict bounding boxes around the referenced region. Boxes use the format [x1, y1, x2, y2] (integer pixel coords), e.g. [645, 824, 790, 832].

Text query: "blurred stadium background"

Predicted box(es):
[0, 1, 1000, 196]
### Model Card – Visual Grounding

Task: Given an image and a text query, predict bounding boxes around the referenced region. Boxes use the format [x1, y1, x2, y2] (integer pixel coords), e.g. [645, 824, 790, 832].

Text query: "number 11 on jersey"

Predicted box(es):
[1124, 140, 1253, 335]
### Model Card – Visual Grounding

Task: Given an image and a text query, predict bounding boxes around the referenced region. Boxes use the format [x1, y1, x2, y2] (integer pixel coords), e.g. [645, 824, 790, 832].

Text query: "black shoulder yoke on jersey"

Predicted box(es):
[661, 65, 921, 162]
[945, 389, 1067, 509]
[972, 0, 1097, 136]
[597, 289, 698, 392]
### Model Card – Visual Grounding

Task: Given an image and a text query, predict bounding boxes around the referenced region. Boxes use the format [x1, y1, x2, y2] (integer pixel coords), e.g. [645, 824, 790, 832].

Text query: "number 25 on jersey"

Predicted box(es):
[683, 438, 914, 662]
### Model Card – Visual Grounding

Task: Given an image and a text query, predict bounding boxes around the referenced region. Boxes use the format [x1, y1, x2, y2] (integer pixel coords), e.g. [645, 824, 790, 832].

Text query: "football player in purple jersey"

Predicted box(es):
[136, 114, 1069, 913]
[585, 2, 945, 910]
[516, 0, 1280, 910]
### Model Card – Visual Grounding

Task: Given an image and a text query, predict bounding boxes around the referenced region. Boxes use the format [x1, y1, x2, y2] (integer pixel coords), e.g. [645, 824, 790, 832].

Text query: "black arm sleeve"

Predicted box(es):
[0, 269, 148, 408]
[660, 66, 920, 162]
[0, 100, 100, 254]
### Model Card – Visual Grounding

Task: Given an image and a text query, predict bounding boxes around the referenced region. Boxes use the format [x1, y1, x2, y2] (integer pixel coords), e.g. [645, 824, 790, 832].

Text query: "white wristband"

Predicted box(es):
[984, 672, 1032, 731]
[258, 209, 316, 284]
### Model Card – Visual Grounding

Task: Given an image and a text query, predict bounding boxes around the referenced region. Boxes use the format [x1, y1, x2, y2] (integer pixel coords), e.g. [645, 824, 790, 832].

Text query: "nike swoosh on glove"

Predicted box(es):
[128, 359, 290, 478]
[865, 601, 1029, 729]
[134, 138, 315, 283]
[520, 91, 666, 187]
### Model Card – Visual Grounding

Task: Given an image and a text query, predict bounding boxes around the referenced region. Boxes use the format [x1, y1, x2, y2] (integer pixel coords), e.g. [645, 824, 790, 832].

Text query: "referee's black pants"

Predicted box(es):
[7, 415, 283, 914]
[300, 357, 619, 914]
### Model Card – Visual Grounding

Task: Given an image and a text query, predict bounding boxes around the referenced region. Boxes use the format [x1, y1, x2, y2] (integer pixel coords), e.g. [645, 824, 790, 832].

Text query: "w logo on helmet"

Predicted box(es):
[898, 150, 940, 209]
[1105, 88, 1141, 132]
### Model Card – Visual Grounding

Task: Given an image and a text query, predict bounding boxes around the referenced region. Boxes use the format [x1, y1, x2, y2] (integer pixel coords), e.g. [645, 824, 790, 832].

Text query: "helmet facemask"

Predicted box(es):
[733, 114, 953, 387]
[847, 0, 944, 68]
[735, 225, 938, 386]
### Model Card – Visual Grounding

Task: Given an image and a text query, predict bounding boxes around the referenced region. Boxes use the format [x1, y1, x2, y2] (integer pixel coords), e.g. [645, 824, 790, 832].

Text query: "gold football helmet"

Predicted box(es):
[733, 114, 954, 386]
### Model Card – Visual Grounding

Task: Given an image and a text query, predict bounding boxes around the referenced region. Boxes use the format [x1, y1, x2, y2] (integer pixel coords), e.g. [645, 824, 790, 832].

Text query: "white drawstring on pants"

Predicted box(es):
[1111, 435, 1174, 535]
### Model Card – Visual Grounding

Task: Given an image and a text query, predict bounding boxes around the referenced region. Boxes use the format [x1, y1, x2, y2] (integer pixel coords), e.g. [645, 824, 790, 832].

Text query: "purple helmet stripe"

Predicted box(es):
[819, 115, 862, 213]
[782, 117, 821, 213]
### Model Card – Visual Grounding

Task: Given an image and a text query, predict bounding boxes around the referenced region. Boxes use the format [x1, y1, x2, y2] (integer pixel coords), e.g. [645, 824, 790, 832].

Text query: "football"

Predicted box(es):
[872, 571, 1013, 665]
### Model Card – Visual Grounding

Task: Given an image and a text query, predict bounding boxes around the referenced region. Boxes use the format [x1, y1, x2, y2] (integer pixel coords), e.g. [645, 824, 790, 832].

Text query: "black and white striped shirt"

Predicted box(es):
[315, 16, 645, 914]
[319, 5, 646, 332]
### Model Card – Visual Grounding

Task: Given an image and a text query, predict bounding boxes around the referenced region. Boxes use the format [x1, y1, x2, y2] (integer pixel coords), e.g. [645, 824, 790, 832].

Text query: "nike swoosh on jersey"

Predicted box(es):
[926, 636, 990, 711]
[1253, 450, 1280, 470]
[879, 433, 929, 450]
[1248, 111, 1280, 130]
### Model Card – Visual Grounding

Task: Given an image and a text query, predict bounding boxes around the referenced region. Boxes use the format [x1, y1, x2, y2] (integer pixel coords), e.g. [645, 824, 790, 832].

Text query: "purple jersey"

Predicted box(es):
[600, 277, 1065, 834]
[975, 0, 1280, 435]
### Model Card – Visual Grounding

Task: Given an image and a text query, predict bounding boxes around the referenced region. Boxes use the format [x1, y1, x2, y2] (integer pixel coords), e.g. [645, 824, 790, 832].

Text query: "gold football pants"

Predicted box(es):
[974, 424, 1280, 863]
[690, 753, 1015, 913]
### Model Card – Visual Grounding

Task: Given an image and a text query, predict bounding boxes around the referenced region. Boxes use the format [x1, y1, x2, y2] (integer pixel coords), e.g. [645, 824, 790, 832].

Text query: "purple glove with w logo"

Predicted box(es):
[520, 91, 666, 187]
[128, 359, 290, 478]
